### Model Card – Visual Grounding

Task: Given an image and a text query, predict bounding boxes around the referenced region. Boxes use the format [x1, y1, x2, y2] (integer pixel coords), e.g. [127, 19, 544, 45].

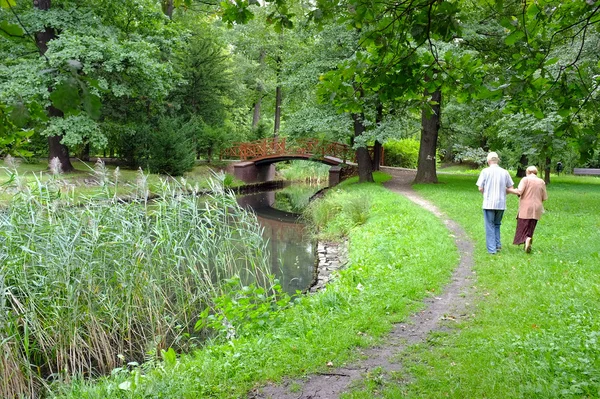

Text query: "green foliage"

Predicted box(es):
[196, 277, 293, 340]
[148, 118, 196, 176]
[304, 188, 372, 240]
[451, 144, 488, 166]
[51, 177, 457, 399]
[0, 168, 273, 398]
[0, 102, 34, 157]
[383, 139, 420, 169]
[43, 114, 104, 147]
[277, 160, 330, 183]
[250, 120, 271, 140]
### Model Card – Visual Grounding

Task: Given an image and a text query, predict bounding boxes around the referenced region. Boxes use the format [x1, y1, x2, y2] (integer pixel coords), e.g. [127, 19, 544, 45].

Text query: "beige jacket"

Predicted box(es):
[515, 175, 548, 220]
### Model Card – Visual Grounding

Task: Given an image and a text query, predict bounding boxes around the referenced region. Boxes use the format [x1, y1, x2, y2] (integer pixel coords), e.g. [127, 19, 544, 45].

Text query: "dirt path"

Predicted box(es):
[251, 168, 476, 399]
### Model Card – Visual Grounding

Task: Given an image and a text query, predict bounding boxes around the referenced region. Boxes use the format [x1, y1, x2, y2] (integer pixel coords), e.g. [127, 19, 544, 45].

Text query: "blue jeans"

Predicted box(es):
[483, 209, 504, 254]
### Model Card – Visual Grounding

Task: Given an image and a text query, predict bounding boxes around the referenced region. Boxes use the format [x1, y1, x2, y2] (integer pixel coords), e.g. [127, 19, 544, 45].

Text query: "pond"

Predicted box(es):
[236, 183, 323, 294]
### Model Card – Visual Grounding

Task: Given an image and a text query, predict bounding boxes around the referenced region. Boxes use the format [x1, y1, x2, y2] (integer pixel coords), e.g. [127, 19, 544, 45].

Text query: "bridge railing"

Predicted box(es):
[220, 137, 382, 165]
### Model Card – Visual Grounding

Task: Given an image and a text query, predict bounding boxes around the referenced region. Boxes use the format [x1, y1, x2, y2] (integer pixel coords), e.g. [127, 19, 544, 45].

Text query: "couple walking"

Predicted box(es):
[476, 152, 548, 254]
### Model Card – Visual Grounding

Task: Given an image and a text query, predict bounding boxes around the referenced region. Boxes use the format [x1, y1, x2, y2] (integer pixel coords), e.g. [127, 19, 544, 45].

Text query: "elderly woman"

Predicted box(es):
[508, 166, 548, 253]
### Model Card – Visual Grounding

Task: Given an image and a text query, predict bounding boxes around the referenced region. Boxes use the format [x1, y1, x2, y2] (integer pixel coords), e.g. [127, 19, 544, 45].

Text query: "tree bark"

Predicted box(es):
[252, 97, 262, 128]
[163, 0, 174, 19]
[273, 36, 283, 138]
[544, 156, 551, 184]
[273, 85, 281, 137]
[516, 154, 528, 177]
[252, 50, 266, 129]
[79, 142, 90, 162]
[372, 140, 382, 171]
[372, 101, 383, 171]
[352, 113, 374, 183]
[414, 87, 441, 184]
[35, 0, 74, 172]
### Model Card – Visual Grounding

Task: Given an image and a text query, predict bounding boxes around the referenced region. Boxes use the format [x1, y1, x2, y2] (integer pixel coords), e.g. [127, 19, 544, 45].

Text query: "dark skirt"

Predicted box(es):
[513, 218, 538, 245]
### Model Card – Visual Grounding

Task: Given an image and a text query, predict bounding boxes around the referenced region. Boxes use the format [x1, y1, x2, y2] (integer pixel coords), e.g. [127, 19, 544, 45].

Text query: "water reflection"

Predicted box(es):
[236, 184, 322, 294]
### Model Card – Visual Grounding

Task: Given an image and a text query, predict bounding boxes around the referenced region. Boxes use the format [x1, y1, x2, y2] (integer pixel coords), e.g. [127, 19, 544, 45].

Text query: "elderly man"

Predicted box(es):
[476, 152, 514, 254]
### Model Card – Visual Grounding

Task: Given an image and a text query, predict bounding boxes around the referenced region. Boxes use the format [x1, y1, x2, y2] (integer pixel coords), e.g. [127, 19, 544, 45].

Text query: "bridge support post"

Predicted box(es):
[329, 166, 341, 187]
[234, 162, 276, 183]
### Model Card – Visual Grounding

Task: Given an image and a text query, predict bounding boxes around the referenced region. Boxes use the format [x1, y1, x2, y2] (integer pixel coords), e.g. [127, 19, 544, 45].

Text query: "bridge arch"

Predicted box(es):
[222, 138, 354, 186]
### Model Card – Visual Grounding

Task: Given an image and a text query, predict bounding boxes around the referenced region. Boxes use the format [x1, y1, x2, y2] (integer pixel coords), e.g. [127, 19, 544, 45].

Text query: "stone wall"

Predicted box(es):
[310, 240, 348, 293]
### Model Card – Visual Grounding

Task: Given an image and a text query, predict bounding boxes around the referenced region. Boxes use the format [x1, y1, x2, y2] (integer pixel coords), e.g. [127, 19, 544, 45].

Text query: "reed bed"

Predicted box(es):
[0, 161, 272, 398]
[277, 160, 330, 184]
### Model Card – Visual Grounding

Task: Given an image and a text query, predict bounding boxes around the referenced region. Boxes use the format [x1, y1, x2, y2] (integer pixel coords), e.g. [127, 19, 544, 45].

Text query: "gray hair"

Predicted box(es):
[526, 165, 538, 175]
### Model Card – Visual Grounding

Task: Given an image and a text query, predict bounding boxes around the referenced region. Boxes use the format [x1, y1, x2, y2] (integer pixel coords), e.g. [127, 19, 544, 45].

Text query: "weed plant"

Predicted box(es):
[303, 172, 390, 240]
[303, 189, 371, 239]
[277, 160, 330, 184]
[0, 164, 272, 398]
[273, 184, 322, 214]
[52, 174, 457, 398]
[392, 174, 600, 398]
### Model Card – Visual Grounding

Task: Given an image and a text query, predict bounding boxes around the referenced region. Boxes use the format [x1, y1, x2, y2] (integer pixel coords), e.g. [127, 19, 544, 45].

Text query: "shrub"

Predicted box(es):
[451, 144, 488, 166]
[383, 139, 420, 168]
[148, 118, 196, 176]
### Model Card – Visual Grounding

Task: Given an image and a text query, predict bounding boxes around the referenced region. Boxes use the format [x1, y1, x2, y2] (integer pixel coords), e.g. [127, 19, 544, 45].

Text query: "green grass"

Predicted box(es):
[276, 160, 330, 184]
[347, 173, 600, 398]
[0, 159, 235, 204]
[0, 173, 271, 398]
[51, 173, 458, 398]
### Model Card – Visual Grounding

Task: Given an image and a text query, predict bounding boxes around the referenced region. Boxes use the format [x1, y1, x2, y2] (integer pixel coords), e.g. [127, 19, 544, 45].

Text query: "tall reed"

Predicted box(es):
[0, 164, 272, 398]
[277, 160, 330, 184]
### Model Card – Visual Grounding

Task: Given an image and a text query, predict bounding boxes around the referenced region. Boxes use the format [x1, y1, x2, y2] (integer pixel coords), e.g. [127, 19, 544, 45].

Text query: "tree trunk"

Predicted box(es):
[79, 142, 90, 162]
[516, 154, 528, 177]
[273, 85, 281, 137]
[35, 0, 74, 172]
[544, 156, 551, 184]
[273, 36, 283, 138]
[372, 101, 383, 171]
[48, 135, 72, 172]
[352, 113, 374, 183]
[163, 0, 174, 19]
[414, 87, 441, 184]
[252, 50, 266, 129]
[252, 97, 262, 128]
[372, 140, 382, 171]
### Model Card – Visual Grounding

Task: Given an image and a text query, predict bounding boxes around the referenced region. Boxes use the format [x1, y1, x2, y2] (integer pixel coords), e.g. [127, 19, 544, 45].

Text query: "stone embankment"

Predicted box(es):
[310, 240, 348, 292]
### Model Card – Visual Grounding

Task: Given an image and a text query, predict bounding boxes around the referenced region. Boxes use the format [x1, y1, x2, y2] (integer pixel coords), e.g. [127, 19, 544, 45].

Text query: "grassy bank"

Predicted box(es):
[345, 173, 600, 398]
[50, 173, 458, 398]
[0, 172, 271, 398]
[0, 159, 237, 204]
[277, 160, 330, 184]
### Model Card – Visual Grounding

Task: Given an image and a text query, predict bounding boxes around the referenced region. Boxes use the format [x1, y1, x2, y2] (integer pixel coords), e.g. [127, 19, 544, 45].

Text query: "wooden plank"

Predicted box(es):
[573, 168, 600, 175]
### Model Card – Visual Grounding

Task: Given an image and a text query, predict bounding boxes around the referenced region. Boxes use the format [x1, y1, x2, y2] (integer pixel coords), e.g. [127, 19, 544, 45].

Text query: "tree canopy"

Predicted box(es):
[1, 0, 598, 179]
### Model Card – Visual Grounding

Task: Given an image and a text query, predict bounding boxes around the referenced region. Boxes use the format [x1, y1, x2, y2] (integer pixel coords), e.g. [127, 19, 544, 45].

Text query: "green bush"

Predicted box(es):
[148, 118, 196, 176]
[383, 138, 420, 168]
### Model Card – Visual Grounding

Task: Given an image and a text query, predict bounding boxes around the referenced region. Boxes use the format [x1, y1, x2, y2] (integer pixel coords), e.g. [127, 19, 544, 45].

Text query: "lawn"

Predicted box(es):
[345, 173, 600, 398]
[49, 173, 459, 398]
[0, 159, 236, 203]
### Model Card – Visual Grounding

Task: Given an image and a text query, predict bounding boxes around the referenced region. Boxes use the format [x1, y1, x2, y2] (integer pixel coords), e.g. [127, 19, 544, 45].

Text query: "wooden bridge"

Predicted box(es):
[221, 137, 382, 186]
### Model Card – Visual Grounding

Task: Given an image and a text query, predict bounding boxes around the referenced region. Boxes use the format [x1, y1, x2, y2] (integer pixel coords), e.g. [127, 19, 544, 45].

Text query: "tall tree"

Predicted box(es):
[415, 82, 442, 183]
[34, 0, 74, 172]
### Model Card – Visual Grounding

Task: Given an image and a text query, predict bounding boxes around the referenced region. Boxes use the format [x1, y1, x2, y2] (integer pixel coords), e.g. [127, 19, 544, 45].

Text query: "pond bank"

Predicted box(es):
[310, 240, 349, 292]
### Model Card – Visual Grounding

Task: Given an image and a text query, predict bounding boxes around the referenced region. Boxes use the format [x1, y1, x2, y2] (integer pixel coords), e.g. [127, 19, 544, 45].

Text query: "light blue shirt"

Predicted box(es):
[476, 164, 514, 210]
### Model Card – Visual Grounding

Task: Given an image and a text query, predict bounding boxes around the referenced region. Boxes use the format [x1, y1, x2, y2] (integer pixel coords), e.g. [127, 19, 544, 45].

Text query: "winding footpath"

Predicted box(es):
[252, 168, 476, 399]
